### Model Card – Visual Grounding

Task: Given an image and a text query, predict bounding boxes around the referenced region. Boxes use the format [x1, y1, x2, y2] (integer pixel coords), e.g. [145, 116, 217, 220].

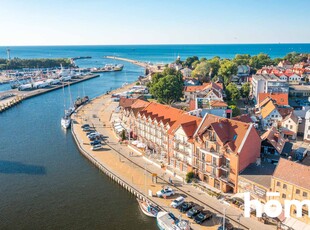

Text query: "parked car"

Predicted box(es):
[81, 124, 90, 128]
[178, 201, 195, 213]
[87, 132, 100, 139]
[86, 131, 96, 135]
[92, 144, 102, 151]
[186, 205, 203, 218]
[156, 187, 175, 198]
[194, 210, 213, 224]
[90, 140, 101, 146]
[83, 126, 92, 131]
[170, 196, 185, 208]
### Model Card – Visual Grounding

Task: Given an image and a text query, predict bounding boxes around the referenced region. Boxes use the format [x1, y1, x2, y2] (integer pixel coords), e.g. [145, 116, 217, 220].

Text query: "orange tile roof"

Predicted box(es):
[261, 100, 277, 119]
[167, 114, 202, 142]
[119, 97, 137, 108]
[184, 82, 223, 92]
[232, 114, 253, 123]
[273, 158, 310, 191]
[196, 114, 251, 153]
[130, 99, 150, 109]
[139, 102, 185, 126]
[258, 93, 289, 106]
[189, 99, 196, 111]
[210, 100, 227, 107]
[278, 107, 294, 119]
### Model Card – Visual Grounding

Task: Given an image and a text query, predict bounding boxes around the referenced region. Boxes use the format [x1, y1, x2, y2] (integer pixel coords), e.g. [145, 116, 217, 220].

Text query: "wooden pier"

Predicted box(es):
[0, 74, 99, 113]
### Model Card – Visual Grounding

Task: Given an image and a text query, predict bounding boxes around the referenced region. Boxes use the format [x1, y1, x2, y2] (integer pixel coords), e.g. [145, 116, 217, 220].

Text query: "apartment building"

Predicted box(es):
[252, 74, 289, 101]
[167, 114, 202, 173]
[135, 102, 185, 161]
[192, 114, 261, 193]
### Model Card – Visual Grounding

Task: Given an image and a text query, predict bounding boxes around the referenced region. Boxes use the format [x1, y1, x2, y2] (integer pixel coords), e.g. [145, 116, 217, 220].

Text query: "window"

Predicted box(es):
[276, 181, 281, 187]
[303, 192, 308, 197]
[296, 189, 300, 194]
[282, 194, 286, 198]
[283, 184, 287, 189]
[290, 125, 293, 129]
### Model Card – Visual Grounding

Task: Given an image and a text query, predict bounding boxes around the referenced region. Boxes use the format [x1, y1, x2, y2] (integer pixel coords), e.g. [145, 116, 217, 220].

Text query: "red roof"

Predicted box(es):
[258, 93, 289, 106]
[184, 82, 223, 93]
[189, 99, 196, 111]
[273, 158, 310, 191]
[119, 98, 137, 108]
[232, 114, 253, 123]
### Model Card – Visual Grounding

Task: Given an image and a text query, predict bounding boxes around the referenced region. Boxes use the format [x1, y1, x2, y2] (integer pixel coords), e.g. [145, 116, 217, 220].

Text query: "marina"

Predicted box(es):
[0, 73, 99, 113]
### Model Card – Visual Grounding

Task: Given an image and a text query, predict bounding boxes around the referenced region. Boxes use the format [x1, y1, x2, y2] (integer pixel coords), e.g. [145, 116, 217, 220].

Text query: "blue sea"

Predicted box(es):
[0, 44, 309, 63]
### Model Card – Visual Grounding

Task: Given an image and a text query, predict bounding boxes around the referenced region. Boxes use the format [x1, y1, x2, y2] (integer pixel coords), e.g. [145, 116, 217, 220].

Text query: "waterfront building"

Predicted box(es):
[192, 114, 261, 193]
[135, 102, 185, 161]
[167, 114, 202, 173]
[251, 74, 289, 101]
[271, 158, 310, 225]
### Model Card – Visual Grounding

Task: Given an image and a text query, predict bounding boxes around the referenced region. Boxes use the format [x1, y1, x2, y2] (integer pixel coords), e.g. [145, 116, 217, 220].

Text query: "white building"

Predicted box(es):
[304, 110, 310, 141]
[251, 74, 289, 101]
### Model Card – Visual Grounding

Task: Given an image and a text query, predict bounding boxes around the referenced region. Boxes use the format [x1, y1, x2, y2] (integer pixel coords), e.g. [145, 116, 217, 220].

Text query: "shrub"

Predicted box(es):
[185, 171, 195, 183]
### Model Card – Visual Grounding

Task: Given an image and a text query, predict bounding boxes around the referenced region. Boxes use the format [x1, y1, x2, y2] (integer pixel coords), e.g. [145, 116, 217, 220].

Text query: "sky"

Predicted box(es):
[0, 0, 309, 46]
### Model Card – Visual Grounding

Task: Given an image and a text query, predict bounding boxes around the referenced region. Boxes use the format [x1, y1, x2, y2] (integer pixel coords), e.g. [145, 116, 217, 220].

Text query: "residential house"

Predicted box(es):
[181, 68, 193, 78]
[287, 73, 302, 84]
[278, 60, 293, 69]
[271, 158, 310, 224]
[192, 114, 261, 193]
[260, 100, 282, 129]
[184, 82, 223, 101]
[280, 111, 299, 140]
[261, 127, 293, 164]
[167, 114, 202, 173]
[304, 110, 310, 141]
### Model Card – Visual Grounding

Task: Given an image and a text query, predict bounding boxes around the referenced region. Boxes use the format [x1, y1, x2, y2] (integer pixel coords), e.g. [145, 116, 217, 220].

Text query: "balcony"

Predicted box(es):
[220, 164, 230, 171]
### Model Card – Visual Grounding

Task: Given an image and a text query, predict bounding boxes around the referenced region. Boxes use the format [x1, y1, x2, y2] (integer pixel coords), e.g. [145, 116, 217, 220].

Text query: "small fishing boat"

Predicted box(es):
[91, 64, 124, 73]
[137, 198, 160, 218]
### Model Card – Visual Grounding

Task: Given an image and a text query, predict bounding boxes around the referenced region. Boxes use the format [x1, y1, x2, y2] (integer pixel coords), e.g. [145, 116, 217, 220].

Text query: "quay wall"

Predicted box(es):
[70, 121, 166, 211]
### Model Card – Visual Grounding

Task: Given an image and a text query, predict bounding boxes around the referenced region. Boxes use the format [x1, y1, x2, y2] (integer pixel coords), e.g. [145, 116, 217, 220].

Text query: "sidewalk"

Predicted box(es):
[72, 87, 275, 230]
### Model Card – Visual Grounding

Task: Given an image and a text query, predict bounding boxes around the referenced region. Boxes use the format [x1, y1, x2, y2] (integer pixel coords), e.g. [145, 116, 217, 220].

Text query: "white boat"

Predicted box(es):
[137, 198, 160, 218]
[61, 116, 71, 129]
[156, 212, 190, 230]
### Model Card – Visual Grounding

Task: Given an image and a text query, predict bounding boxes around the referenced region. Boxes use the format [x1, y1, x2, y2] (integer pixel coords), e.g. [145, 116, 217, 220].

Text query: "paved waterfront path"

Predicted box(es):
[72, 84, 274, 230]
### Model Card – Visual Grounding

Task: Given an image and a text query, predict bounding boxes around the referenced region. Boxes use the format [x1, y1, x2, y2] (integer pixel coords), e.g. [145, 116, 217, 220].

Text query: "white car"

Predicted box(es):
[87, 132, 100, 139]
[170, 196, 185, 208]
[156, 187, 175, 198]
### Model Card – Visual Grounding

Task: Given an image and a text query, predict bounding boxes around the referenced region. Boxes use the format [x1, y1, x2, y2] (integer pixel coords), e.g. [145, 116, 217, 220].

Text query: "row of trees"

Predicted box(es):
[0, 58, 74, 70]
[181, 52, 309, 87]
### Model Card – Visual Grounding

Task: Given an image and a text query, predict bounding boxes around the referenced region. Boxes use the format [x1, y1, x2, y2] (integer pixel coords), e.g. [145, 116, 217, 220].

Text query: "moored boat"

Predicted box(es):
[136, 198, 160, 218]
[91, 64, 124, 73]
[74, 96, 89, 109]
[61, 116, 71, 129]
[156, 211, 191, 230]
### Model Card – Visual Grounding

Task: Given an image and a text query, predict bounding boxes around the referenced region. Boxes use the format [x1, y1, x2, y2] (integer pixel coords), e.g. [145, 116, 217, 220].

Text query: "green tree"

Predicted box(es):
[121, 129, 126, 141]
[191, 61, 212, 83]
[240, 82, 251, 98]
[249, 53, 274, 71]
[225, 83, 240, 102]
[218, 59, 238, 86]
[207, 57, 221, 78]
[230, 105, 241, 117]
[183, 56, 199, 69]
[273, 57, 284, 65]
[283, 52, 308, 64]
[191, 60, 200, 69]
[150, 75, 183, 104]
[232, 54, 251, 65]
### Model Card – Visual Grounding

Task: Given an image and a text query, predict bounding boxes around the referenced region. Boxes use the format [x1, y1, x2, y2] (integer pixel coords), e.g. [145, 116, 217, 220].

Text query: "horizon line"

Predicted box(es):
[1, 42, 310, 47]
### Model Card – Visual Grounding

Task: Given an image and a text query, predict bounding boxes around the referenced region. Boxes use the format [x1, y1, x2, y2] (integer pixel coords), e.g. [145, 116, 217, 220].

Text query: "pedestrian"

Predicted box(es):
[169, 177, 172, 184]
[173, 171, 176, 177]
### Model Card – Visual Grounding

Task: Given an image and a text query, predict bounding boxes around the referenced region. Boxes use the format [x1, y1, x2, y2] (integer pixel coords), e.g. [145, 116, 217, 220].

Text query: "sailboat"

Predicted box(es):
[61, 83, 75, 129]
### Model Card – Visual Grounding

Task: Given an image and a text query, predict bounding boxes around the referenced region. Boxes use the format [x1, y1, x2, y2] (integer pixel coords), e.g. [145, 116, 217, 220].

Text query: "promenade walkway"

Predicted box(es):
[71, 84, 274, 230]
